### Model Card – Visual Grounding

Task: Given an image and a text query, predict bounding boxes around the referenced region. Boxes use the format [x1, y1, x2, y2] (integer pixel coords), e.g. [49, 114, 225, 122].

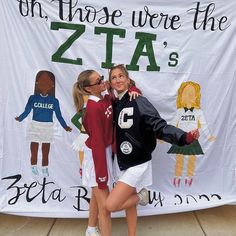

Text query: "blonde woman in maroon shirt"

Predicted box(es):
[73, 69, 139, 236]
[73, 70, 113, 236]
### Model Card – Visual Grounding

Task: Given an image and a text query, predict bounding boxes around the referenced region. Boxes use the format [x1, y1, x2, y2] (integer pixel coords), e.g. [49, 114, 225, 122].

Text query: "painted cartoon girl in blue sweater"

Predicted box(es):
[15, 70, 72, 177]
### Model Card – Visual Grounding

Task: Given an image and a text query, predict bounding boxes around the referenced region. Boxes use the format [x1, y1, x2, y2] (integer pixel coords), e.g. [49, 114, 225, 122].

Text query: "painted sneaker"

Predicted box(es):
[85, 229, 100, 236]
[137, 188, 149, 206]
[31, 166, 39, 175]
[42, 167, 49, 177]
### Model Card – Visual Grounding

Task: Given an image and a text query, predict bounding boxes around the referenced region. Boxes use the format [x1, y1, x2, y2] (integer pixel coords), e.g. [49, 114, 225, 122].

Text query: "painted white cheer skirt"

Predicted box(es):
[71, 133, 89, 151]
[27, 120, 54, 143]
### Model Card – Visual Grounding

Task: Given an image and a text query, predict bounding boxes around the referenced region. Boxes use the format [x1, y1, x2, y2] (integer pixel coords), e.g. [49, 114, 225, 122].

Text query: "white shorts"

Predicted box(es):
[27, 120, 54, 143]
[82, 145, 115, 188]
[113, 156, 152, 191]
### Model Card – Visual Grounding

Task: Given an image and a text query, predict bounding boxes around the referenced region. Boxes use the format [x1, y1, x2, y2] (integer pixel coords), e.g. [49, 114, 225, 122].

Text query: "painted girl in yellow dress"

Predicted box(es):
[167, 81, 215, 187]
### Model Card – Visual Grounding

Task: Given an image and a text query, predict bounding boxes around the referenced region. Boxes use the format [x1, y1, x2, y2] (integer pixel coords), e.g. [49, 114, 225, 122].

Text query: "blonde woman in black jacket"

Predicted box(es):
[105, 65, 199, 236]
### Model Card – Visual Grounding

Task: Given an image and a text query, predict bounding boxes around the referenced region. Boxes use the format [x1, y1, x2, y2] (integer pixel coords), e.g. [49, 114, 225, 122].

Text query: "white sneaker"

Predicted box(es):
[137, 188, 149, 206]
[85, 229, 100, 236]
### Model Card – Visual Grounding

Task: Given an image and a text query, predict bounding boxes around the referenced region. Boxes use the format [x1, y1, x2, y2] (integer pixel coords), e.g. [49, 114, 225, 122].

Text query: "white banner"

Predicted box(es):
[1, 0, 236, 217]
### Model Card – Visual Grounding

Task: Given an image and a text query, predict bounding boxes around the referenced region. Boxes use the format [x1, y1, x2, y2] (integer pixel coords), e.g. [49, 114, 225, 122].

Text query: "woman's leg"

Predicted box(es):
[125, 205, 137, 236]
[106, 181, 139, 212]
[106, 182, 139, 236]
[93, 187, 111, 236]
[88, 191, 99, 228]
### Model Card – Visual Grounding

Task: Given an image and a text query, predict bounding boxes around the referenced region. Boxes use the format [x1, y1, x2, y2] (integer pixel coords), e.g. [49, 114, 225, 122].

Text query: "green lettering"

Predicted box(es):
[94, 27, 126, 68]
[168, 52, 179, 67]
[51, 22, 85, 65]
[126, 32, 160, 71]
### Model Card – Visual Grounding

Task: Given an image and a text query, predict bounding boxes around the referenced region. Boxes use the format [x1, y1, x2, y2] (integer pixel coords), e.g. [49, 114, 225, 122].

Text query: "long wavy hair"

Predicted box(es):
[72, 70, 94, 113]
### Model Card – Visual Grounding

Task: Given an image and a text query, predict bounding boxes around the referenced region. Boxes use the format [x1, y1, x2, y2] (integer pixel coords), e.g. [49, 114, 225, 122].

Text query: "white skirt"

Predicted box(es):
[27, 120, 54, 143]
[82, 145, 115, 188]
[113, 156, 152, 191]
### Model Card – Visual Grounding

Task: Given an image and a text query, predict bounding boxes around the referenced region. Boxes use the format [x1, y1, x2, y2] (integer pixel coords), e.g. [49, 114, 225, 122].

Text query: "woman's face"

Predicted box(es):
[110, 68, 130, 94]
[86, 71, 106, 96]
[37, 73, 54, 94]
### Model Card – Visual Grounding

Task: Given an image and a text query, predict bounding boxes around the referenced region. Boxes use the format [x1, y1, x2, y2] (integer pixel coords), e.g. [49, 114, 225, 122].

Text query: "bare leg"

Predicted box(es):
[88, 191, 99, 228]
[106, 181, 139, 212]
[30, 142, 39, 165]
[42, 143, 50, 166]
[93, 187, 111, 236]
[125, 205, 137, 236]
[106, 182, 139, 236]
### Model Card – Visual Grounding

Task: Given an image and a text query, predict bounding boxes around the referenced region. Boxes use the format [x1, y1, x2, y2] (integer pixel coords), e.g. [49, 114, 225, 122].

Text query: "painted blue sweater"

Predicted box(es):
[18, 94, 68, 128]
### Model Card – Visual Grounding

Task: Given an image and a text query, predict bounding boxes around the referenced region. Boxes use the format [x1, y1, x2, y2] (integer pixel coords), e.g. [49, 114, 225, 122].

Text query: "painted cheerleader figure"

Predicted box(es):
[71, 95, 89, 178]
[15, 70, 72, 177]
[167, 81, 215, 187]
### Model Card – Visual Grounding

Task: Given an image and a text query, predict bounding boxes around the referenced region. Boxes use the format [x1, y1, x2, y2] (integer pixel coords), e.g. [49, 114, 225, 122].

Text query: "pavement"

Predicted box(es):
[0, 205, 236, 236]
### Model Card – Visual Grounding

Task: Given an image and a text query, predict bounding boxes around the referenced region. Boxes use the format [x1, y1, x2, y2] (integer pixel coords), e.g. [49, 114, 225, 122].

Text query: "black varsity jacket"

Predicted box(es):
[114, 92, 189, 171]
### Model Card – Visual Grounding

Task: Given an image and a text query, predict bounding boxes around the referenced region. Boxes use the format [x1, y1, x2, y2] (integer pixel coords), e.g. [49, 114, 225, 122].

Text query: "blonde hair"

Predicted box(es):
[73, 70, 95, 113]
[108, 64, 136, 87]
[176, 81, 201, 109]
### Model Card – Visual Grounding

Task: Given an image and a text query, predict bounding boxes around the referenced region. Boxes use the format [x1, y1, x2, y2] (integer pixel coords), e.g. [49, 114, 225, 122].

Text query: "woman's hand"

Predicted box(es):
[128, 91, 140, 101]
[186, 129, 200, 144]
[189, 129, 200, 140]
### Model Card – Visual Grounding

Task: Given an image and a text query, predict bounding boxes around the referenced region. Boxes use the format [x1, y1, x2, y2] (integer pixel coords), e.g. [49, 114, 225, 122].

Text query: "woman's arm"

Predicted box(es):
[86, 103, 109, 189]
[137, 96, 198, 146]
